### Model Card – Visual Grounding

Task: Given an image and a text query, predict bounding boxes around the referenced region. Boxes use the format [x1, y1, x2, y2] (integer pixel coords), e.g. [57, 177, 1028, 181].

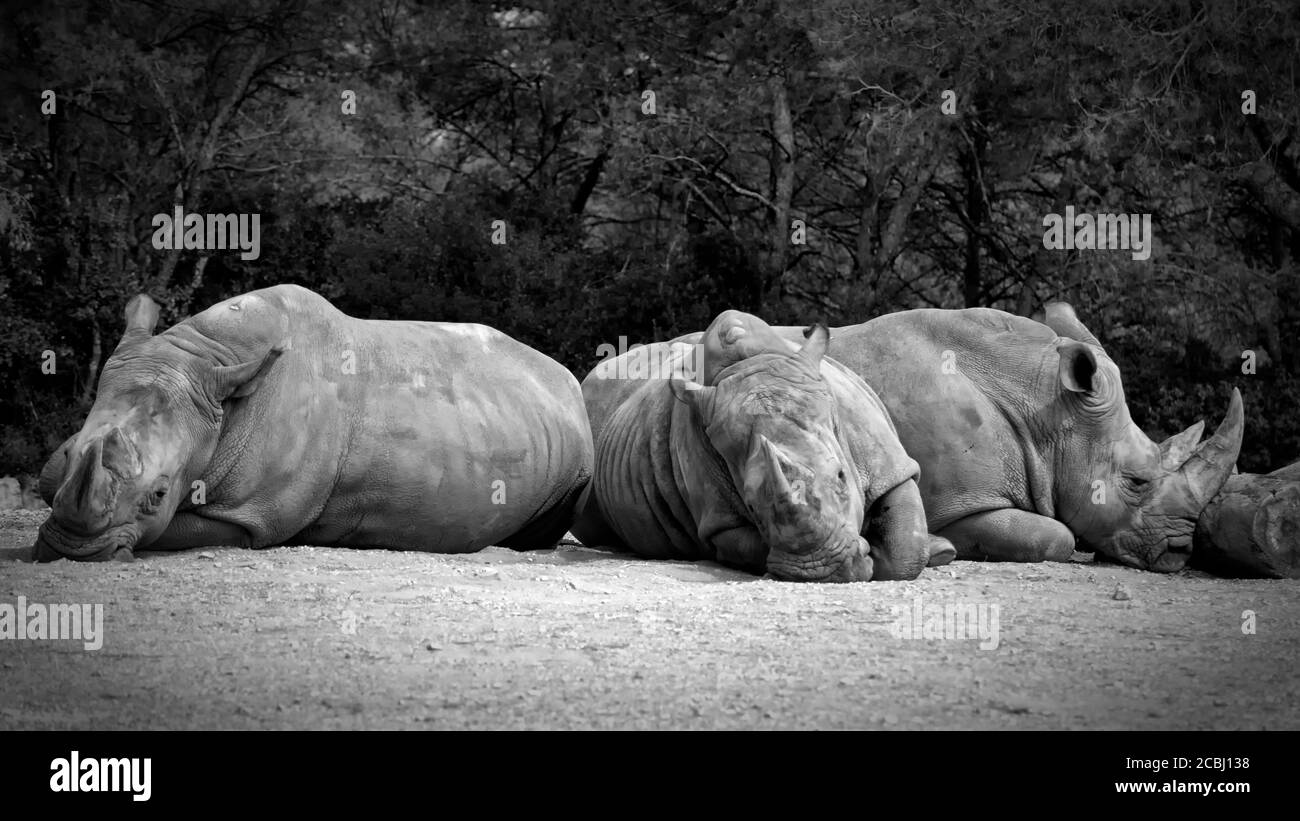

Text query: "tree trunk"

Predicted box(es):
[150, 40, 268, 295]
[570, 149, 609, 215]
[80, 320, 101, 406]
[872, 152, 940, 308]
[961, 124, 987, 308]
[855, 174, 878, 283]
[1192, 468, 1300, 579]
[767, 74, 795, 305]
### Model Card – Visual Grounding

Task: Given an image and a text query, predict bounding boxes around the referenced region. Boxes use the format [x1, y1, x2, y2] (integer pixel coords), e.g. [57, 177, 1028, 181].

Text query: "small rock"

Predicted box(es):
[197, 551, 215, 560]
[1112, 585, 1131, 601]
[426, 642, 442, 652]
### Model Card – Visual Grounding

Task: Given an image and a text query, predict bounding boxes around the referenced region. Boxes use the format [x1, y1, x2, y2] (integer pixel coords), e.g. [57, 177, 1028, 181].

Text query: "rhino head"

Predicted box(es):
[34, 294, 283, 562]
[1039, 303, 1243, 572]
[671, 318, 877, 581]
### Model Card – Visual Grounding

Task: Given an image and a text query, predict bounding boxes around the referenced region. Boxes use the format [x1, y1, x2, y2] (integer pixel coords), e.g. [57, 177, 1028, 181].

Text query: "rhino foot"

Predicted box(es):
[926, 535, 956, 567]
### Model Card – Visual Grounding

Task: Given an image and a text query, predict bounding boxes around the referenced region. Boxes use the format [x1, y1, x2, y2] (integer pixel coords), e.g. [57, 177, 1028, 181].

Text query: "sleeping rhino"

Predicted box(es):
[34, 284, 593, 561]
[571, 310, 955, 582]
[773, 304, 1243, 572]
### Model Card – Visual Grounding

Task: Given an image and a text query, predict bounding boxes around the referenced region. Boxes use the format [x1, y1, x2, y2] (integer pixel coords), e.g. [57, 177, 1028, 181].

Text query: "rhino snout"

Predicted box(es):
[33, 520, 139, 563]
[766, 531, 874, 582]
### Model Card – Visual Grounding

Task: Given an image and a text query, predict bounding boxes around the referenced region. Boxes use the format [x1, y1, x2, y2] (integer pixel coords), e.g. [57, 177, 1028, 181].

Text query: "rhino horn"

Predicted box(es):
[38, 434, 77, 505]
[758, 436, 794, 496]
[53, 437, 115, 534]
[101, 426, 143, 479]
[1159, 420, 1205, 470]
[1177, 389, 1244, 508]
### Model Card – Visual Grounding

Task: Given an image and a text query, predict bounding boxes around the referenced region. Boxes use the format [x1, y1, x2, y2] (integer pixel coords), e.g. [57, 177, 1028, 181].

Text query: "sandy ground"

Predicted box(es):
[0, 509, 1296, 730]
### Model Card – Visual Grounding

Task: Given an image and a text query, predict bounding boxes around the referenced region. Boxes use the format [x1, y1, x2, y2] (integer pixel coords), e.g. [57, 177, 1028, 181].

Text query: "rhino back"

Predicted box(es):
[177, 284, 593, 552]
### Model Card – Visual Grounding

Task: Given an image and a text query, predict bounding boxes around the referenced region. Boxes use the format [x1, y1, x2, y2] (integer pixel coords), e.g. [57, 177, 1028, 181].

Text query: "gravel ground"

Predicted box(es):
[1, 509, 1296, 730]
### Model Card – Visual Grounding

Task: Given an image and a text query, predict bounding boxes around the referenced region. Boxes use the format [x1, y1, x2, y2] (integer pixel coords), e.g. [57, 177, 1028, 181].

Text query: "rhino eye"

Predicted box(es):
[1124, 475, 1150, 491]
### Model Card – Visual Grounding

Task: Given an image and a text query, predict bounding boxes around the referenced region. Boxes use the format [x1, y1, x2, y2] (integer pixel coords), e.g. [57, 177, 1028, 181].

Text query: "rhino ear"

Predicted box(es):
[1038, 302, 1102, 348]
[213, 341, 287, 400]
[798, 324, 830, 366]
[117, 294, 161, 349]
[670, 377, 716, 414]
[1058, 341, 1099, 394]
[1159, 420, 1206, 469]
[721, 325, 747, 346]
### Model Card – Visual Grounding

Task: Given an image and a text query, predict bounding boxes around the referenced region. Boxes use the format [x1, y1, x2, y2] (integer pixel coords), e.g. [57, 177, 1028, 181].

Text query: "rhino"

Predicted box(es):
[769, 304, 1243, 572]
[34, 284, 593, 562]
[571, 310, 955, 582]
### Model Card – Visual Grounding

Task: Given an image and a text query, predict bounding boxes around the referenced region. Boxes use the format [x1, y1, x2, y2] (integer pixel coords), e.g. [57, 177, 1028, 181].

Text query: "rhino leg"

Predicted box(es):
[569, 484, 628, 551]
[938, 509, 1075, 563]
[713, 525, 769, 574]
[147, 512, 254, 551]
[499, 478, 590, 551]
[866, 480, 951, 580]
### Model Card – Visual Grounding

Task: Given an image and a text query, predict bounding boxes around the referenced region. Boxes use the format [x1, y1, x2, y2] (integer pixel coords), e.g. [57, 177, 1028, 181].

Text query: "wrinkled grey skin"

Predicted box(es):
[772, 304, 1243, 572]
[35, 284, 593, 562]
[572, 310, 954, 582]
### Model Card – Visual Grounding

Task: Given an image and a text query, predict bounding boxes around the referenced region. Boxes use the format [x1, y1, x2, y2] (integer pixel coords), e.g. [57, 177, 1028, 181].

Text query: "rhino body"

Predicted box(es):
[770, 305, 1243, 572]
[35, 284, 593, 561]
[572, 310, 953, 582]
